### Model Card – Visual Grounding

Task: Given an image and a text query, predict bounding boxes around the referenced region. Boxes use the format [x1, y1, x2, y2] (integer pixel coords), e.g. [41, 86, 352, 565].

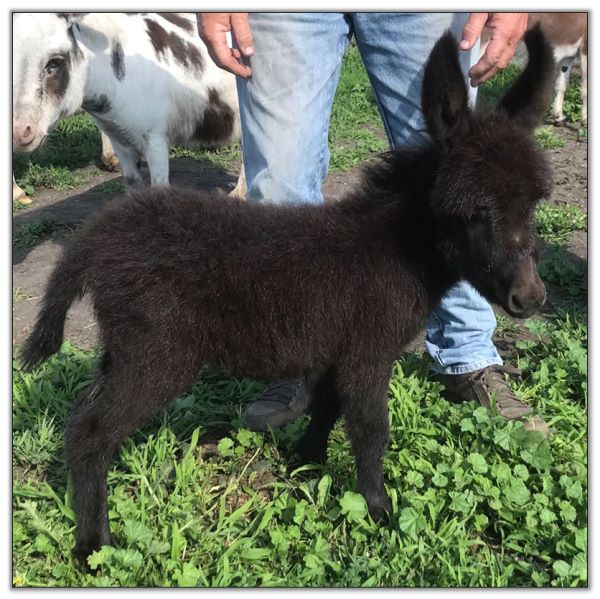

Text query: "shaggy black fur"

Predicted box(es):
[20, 27, 555, 563]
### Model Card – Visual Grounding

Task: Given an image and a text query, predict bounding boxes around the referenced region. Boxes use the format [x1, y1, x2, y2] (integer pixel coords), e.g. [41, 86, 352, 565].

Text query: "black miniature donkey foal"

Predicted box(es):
[21, 28, 554, 562]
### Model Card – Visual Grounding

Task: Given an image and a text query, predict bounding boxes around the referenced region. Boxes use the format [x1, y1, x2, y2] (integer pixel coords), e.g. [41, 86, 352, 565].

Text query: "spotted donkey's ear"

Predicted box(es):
[499, 25, 556, 130]
[421, 31, 472, 153]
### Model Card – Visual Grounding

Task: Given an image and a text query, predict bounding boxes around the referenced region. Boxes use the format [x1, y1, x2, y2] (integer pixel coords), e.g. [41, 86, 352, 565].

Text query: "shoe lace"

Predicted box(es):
[473, 364, 522, 410]
[260, 378, 303, 407]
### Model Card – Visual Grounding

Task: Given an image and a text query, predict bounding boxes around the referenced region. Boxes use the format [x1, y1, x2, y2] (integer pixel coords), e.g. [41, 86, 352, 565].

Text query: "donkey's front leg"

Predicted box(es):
[144, 134, 170, 186]
[337, 360, 393, 520]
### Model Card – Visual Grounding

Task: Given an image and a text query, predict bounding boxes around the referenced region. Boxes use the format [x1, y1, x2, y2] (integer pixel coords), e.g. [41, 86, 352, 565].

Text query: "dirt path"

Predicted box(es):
[12, 126, 587, 356]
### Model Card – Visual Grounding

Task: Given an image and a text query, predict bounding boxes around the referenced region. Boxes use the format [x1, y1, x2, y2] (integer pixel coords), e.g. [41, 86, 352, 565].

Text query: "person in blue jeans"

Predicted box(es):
[198, 12, 549, 435]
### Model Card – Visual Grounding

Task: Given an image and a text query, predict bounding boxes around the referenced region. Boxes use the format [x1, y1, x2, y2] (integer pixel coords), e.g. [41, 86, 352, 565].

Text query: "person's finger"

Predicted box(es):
[470, 63, 500, 87]
[463, 12, 528, 86]
[468, 46, 500, 81]
[231, 13, 254, 56]
[461, 13, 489, 50]
[472, 33, 520, 86]
[197, 13, 252, 77]
[207, 38, 252, 77]
[468, 36, 507, 85]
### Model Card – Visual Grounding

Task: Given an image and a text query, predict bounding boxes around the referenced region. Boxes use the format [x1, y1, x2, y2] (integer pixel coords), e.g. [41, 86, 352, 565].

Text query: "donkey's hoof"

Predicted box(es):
[73, 545, 98, 570]
[73, 534, 112, 568]
[553, 117, 566, 127]
[366, 493, 391, 522]
[102, 154, 121, 173]
[296, 437, 327, 465]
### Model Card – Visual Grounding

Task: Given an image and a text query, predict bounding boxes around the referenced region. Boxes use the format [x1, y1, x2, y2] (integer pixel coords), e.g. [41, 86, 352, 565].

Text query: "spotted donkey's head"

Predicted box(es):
[13, 13, 87, 152]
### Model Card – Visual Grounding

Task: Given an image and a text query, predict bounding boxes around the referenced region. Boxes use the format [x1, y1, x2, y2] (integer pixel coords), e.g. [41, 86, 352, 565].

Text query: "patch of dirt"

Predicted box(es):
[544, 125, 588, 264]
[12, 125, 587, 358]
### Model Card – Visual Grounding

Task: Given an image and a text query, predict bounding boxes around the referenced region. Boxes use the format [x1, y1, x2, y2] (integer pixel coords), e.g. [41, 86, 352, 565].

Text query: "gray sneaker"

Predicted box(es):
[242, 378, 313, 432]
[435, 364, 550, 436]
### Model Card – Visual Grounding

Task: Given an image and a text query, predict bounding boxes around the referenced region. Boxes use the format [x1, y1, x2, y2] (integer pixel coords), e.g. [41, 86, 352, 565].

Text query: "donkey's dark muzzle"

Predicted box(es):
[504, 254, 546, 318]
[506, 285, 546, 318]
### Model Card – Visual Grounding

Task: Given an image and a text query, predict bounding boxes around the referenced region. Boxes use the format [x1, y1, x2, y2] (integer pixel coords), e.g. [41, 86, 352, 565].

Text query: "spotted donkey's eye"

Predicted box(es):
[45, 57, 65, 75]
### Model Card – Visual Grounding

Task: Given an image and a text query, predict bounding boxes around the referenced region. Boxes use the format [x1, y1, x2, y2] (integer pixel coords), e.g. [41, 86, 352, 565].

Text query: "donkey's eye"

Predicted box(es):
[468, 208, 487, 224]
[45, 57, 65, 75]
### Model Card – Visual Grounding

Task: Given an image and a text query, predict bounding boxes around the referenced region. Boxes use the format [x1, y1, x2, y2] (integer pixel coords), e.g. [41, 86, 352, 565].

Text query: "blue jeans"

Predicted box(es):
[236, 12, 503, 375]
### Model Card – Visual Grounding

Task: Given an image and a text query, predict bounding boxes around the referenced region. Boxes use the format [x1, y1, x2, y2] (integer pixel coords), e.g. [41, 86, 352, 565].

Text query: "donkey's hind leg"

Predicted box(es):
[66, 349, 197, 563]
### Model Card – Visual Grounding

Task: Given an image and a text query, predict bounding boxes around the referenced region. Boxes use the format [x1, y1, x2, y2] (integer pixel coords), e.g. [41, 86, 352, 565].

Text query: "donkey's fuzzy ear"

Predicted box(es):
[499, 25, 556, 129]
[422, 31, 471, 152]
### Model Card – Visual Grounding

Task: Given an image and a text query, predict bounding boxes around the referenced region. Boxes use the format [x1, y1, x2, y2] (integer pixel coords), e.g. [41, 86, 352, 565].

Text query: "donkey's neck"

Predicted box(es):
[342, 144, 440, 221]
[339, 145, 462, 309]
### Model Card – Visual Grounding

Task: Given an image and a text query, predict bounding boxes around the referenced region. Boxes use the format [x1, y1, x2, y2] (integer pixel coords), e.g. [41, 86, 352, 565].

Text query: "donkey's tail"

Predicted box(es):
[19, 244, 89, 371]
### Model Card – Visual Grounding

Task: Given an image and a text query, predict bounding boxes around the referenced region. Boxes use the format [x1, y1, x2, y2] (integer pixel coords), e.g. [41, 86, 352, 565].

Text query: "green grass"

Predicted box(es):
[12, 319, 587, 588]
[561, 74, 583, 124]
[536, 203, 587, 244]
[539, 247, 587, 300]
[535, 203, 587, 302]
[18, 164, 99, 192]
[328, 47, 388, 171]
[479, 64, 523, 109]
[13, 217, 67, 248]
[13, 199, 30, 213]
[494, 314, 522, 338]
[93, 179, 127, 194]
[170, 142, 242, 172]
[534, 127, 565, 150]
[13, 288, 29, 302]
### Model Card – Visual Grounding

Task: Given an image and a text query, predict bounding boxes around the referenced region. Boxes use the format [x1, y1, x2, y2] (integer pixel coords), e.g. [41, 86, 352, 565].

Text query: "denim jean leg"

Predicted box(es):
[351, 13, 475, 146]
[236, 13, 352, 204]
[424, 283, 503, 374]
[352, 12, 501, 374]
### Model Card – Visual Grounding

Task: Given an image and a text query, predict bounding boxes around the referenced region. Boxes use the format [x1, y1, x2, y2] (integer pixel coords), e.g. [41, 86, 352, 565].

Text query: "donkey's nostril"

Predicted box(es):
[539, 287, 547, 308]
[509, 294, 524, 314]
[22, 126, 35, 143]
[13, 124, 37, 150]
[507, 289, 545, 319]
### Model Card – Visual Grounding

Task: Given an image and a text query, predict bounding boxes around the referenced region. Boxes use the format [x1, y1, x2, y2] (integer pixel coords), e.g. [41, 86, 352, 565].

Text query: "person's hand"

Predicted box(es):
[461, 13, 528, 87]
[197, 13, 254, 77]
